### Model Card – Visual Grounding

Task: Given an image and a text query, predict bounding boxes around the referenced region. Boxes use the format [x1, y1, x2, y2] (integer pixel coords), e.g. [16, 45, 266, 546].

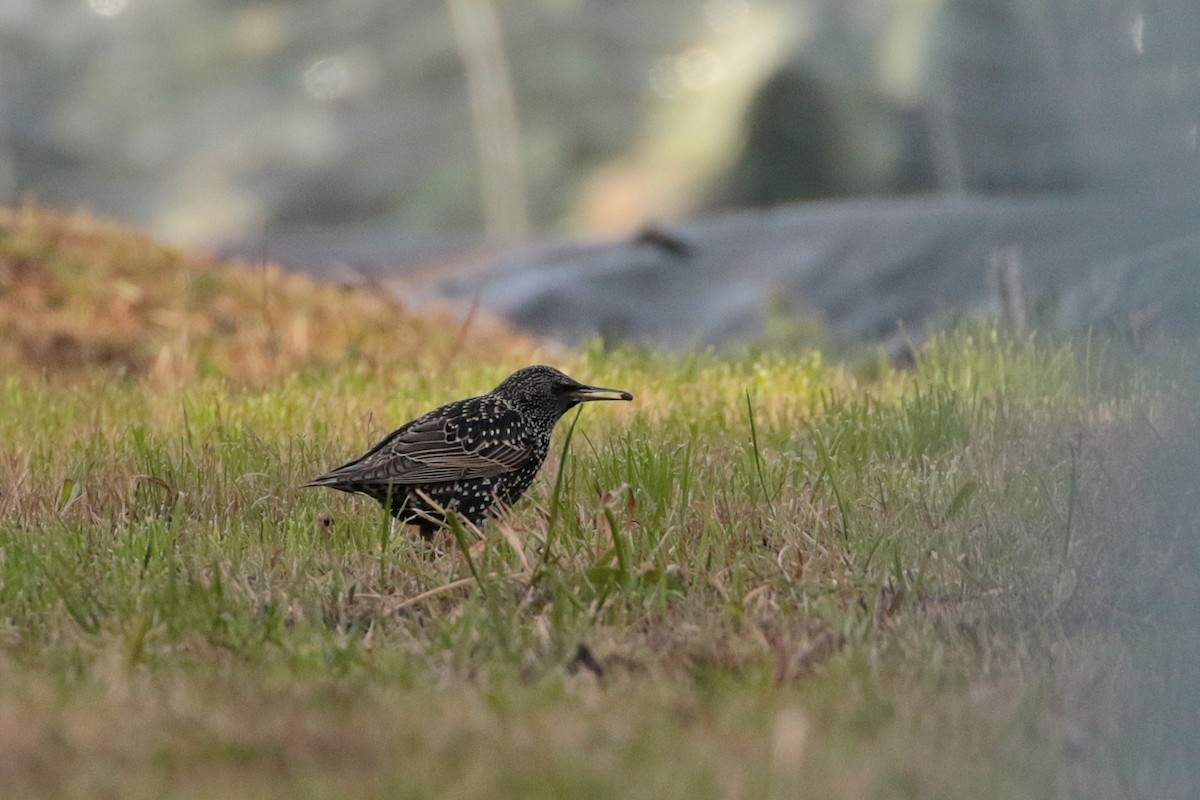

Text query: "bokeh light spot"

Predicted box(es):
[303, 57, 352, 102]
[88, 0, 130, 17]
[676, 47, 723, 92]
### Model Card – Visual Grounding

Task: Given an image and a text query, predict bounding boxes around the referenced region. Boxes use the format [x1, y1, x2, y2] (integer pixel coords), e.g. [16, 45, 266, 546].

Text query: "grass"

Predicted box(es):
[1, 207, 1199, 798]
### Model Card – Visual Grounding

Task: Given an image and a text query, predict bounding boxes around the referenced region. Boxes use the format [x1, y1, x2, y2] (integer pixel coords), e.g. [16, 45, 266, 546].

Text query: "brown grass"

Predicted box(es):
[0, 202, 540, 382]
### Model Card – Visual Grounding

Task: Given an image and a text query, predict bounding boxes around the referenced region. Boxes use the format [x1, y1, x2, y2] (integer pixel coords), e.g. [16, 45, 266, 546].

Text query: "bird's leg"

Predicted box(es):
[487, 489, 511, 522]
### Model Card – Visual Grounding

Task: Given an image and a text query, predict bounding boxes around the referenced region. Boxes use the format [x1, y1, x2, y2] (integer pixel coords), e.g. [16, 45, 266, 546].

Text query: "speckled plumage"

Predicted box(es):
[305, 366, 632, 538]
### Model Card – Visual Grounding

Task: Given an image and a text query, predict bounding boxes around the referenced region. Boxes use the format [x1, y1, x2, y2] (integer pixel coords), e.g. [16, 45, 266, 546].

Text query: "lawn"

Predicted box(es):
[1, 206, 1197, 798]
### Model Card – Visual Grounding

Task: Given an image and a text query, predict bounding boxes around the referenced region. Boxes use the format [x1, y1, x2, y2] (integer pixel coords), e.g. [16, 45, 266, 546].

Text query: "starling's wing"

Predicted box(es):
[306, 397, 533, 487]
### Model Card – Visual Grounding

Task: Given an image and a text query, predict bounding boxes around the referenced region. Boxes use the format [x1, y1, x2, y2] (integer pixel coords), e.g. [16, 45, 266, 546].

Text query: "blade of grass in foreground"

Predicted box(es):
[745, 389, 777, 516]
[538, 406, 582, 573]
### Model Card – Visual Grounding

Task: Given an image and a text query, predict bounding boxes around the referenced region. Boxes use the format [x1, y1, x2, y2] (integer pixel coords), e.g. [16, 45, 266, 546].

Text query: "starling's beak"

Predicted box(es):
[570, 384, 634, 403]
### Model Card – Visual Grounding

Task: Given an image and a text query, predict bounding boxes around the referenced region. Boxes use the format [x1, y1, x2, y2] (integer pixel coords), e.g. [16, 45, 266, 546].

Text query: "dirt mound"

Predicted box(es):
[0, 204, 538, 382]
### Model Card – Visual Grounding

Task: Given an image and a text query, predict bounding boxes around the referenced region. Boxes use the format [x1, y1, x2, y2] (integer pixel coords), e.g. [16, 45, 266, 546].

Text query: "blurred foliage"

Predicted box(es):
[3, 0, 1199, 267]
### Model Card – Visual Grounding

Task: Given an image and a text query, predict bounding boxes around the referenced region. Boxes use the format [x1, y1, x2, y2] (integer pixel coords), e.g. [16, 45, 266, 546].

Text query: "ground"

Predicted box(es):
[0, 205, 1197, 798]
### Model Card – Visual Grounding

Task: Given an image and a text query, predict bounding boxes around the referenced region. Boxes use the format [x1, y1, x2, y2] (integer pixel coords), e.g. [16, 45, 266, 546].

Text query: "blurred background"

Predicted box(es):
[4, 0, 1200, 346]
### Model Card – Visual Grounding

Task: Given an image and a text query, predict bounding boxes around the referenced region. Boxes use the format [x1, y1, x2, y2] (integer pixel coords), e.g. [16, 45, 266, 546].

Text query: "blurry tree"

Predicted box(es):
[918, 0, 1200, 196]
[702, 0, 1200, 209]
[0, 0, 709, 258]
[2, 0, 1197, 267]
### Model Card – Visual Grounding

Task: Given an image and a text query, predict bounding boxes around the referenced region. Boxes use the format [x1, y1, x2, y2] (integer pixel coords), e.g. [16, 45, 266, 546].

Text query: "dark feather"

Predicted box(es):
[307, 397, 534, 487]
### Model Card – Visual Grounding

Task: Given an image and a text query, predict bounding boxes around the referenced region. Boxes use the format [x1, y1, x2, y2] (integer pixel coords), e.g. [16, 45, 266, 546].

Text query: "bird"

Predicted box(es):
[304, 365, 633, 539]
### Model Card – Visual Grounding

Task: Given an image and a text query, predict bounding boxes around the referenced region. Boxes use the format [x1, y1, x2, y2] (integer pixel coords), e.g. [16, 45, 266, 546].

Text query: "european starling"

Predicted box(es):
[304, 365, 633, 538]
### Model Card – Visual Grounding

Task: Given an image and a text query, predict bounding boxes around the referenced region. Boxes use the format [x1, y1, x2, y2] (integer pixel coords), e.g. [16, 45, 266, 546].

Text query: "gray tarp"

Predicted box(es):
[401, 192, 1200, 350]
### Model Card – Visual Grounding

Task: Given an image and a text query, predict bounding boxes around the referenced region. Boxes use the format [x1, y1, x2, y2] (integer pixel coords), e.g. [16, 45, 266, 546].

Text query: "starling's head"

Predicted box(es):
[493, 365, 633, 418]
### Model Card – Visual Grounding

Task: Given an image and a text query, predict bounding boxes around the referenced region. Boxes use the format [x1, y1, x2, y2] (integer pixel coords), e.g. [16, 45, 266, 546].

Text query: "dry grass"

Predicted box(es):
[0, 202, 540, 382]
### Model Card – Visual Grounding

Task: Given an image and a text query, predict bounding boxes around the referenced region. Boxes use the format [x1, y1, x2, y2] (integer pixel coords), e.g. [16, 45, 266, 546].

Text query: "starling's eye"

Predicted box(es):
[552, 383, 575, 395]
